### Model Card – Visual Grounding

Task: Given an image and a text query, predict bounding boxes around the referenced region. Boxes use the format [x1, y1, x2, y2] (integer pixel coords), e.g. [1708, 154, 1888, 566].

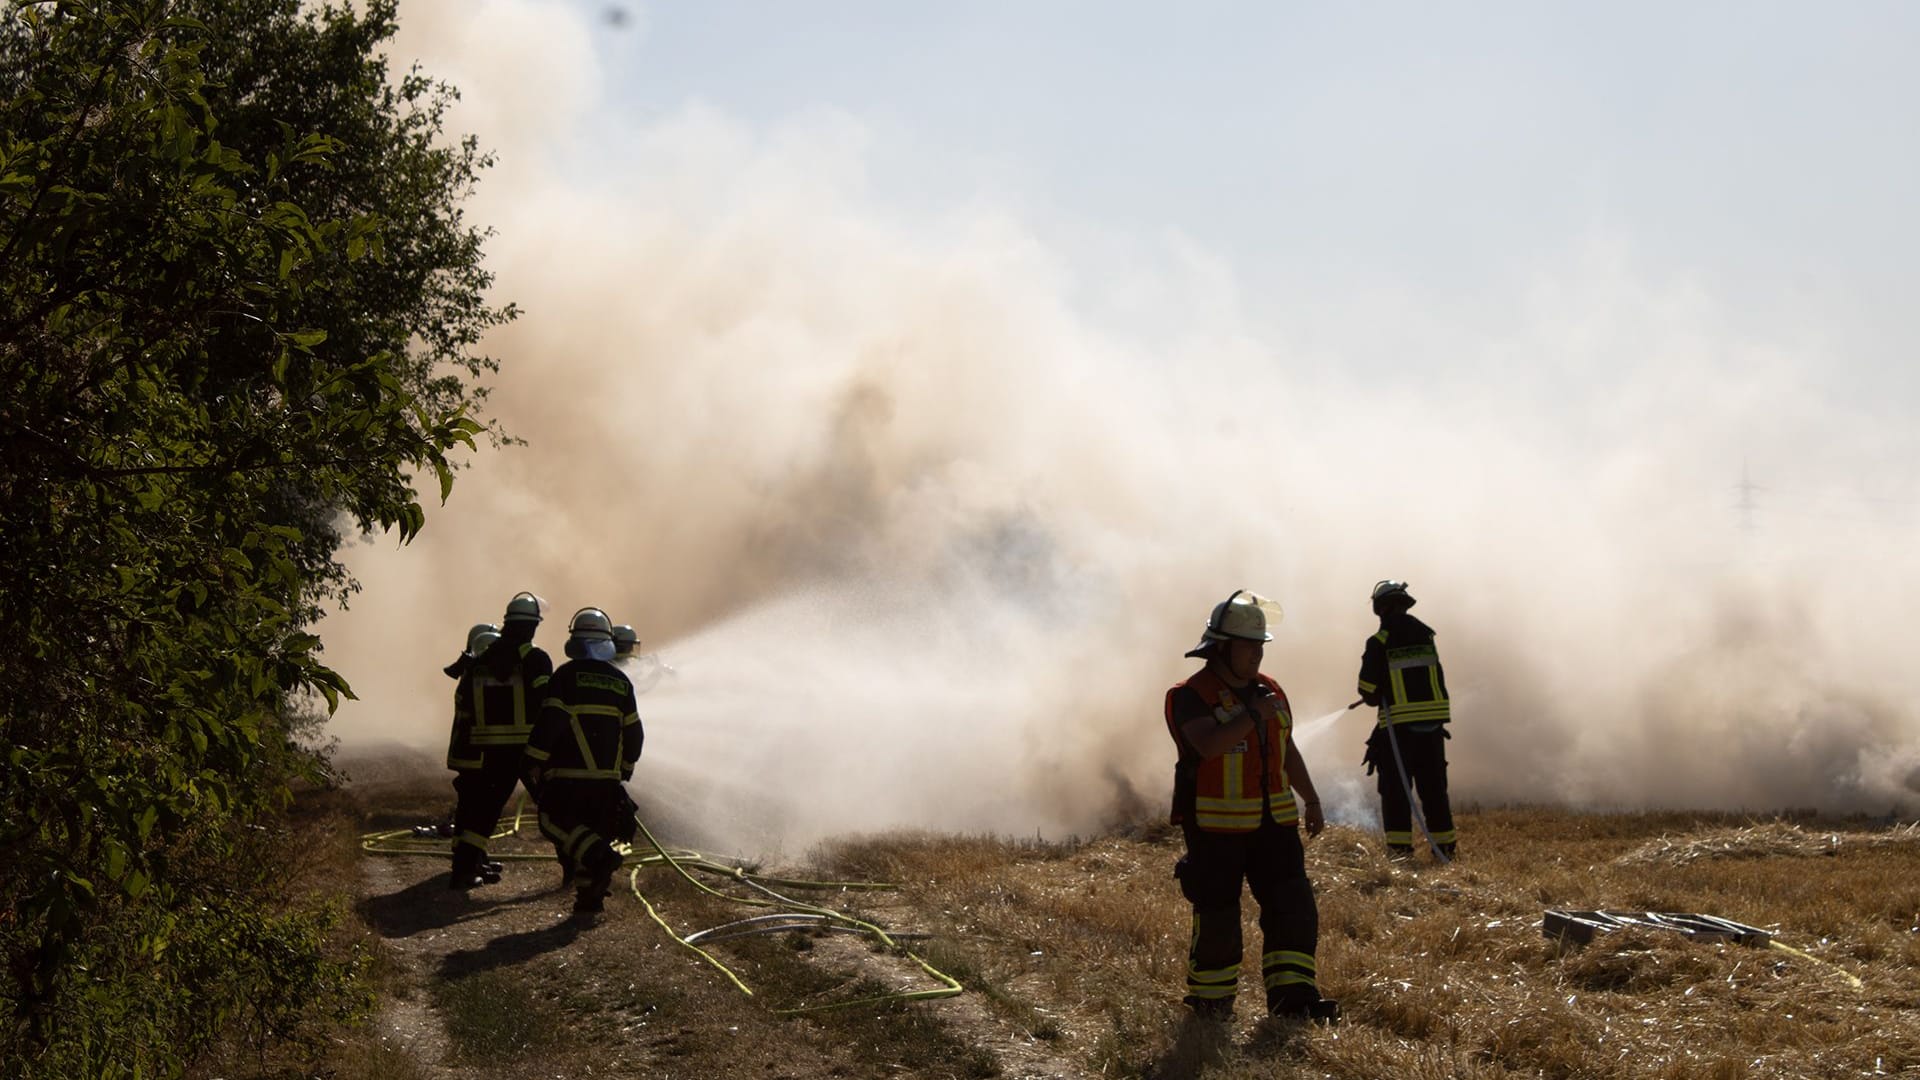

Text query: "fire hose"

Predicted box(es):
[1351, 699, 1452, 865]
[359, 795, 962, 1012]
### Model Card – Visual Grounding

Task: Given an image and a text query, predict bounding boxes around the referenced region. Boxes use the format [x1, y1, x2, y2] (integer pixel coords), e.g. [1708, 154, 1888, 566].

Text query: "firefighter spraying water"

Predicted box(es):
[1357, 580, 1456, 864]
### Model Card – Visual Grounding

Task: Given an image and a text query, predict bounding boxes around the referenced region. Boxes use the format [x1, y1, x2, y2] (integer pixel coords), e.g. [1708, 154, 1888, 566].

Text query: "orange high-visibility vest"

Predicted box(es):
[1164, 667, 1299, 832]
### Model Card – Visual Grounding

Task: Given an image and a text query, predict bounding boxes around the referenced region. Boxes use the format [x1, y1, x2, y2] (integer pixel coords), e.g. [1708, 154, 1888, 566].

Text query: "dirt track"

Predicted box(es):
[342, 747, 1920, 1079]
[345, 747, 1091, 1079]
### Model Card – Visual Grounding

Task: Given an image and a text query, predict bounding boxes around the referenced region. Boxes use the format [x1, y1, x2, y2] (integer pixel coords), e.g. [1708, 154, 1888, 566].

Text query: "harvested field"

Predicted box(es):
[328, 753, 1920, 1079]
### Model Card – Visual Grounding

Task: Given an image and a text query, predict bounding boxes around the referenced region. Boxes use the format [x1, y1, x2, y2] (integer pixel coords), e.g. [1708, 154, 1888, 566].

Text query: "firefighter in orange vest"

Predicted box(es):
[1165, 591, 1338, 1022]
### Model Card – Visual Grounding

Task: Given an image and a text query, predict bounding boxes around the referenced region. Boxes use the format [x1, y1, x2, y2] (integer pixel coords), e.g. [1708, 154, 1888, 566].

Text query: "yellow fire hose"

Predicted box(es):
[1767, 939, 1865, 990]
[625, 813, 962, 1014]
[358, 795, 963, 1012]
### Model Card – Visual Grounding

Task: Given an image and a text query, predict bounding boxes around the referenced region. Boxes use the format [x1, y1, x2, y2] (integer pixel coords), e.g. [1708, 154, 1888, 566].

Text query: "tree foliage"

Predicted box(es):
[0, 1, 514, 1073]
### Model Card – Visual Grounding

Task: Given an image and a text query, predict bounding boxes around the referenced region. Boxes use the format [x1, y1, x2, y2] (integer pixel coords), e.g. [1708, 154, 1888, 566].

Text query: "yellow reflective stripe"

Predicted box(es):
[539, 816, 590, 860]
[1385, 830, 1414, 844]
[1195, 794, 1299, 830]
[1373, 630, 1388, 644]
[470, 730, 531, 745]
[1357, 678, 1378, 693]
[522, 744, 550, 762]
[1194, 815, 1260, 830]
[1184, 982, 1237, 999]
[622, 712, 640, 727]
[569, 704, 626, 717]
[1389, 667, 1407, 707]
[447, 755, 482, 769]
[1429, 829, 1457, 844]
[1193, 796, 1264, 810]
[457, 830, 491, 849]
[1188, 964, 1238, 984]
[544, 767, 622, 780]
[570, 714, 597, 773]
[1264, 972, 1316, 989]
[1263, 950, 1315, 971]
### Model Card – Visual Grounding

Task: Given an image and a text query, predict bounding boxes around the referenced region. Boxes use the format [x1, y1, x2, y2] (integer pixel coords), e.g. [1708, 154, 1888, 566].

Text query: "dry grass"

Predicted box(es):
[819, 807, 1920, 1078]
[313, 756, 1920, 1080]
[1617, 820, 1920, 866]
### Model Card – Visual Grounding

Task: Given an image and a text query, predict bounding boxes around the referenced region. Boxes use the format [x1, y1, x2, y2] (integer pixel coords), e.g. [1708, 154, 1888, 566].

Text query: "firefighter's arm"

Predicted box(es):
[619, 689, 642, 781]
[1179, 710, 1256, 759]
[524, 649, 553, 699]
[1357, 636, 1385, 707]
[1285, 733, 1325, 838]
[446, 682, 476, 771]
[522, 691, 562, 783]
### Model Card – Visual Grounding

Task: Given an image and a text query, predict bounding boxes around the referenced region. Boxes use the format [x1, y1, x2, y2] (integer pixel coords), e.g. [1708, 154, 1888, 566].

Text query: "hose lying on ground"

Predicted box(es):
[359, 797, 963, 1012]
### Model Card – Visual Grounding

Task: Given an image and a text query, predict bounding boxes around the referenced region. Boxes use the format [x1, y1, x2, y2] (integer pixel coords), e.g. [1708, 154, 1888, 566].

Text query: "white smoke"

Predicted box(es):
[320, 1, 1920, 852]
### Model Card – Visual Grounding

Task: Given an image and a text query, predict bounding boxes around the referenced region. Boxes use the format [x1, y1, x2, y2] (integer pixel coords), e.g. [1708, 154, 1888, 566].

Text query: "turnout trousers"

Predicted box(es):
[536, 779, 635, 902]
[1174, 820, 1320, 1015]
[450, 748, 524, 876]
[1369, 725, 1455, 854]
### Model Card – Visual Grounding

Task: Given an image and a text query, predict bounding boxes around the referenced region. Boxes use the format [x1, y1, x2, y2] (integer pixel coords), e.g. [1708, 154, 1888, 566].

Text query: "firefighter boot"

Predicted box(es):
[1268, 991, 1341, 1025]
[572, 846, 622, 914]
[448, 844, 490, 891]
[1184, 995, 1234, 1022]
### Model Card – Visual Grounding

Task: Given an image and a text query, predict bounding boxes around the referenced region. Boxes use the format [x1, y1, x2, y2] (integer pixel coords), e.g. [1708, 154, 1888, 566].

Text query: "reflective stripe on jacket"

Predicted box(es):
[1357, 614, 1450, 727]
[524, 659, 642, 781]
[468, 641, 550, 747]
[1164, 667, 1299, 832]
[446, 671, 484, 771]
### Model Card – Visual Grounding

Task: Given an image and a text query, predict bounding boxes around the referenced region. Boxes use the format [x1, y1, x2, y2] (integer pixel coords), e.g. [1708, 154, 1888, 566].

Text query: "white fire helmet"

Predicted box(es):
[1185, 590, 1282, 658]
[569, 607, 615, 642]
[504, 590, 548, 624]
[611, 624, 638, 655]
[465, 622, 501, 656]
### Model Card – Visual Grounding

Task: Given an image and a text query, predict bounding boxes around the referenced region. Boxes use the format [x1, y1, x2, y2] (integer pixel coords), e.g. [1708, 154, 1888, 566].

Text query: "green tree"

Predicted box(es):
[0, 1, 514, 1073]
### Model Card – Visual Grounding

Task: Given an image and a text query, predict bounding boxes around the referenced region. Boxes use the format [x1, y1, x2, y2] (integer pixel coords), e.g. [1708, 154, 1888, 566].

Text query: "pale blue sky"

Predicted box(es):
[584, 2, 1919, 405]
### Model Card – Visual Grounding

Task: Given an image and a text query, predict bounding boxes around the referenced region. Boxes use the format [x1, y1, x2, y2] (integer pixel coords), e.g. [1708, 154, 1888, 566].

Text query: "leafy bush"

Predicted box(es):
[0, 1, 511, 1074]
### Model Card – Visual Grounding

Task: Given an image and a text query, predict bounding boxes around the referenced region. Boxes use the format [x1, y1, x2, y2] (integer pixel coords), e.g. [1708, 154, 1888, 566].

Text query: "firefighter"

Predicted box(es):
[611, 624, 638, 659]
[612, 623, 673, 695]
[525, 607, 643, 915]
[438, 623, 499, 852]
[445, 592, 553, 890]
[1165, 591, 1338, 1023]
[1357, 580, 1455, 861]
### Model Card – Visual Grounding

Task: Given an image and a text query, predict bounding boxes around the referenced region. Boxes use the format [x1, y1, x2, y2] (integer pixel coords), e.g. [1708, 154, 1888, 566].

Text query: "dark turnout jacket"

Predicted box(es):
[1356, 611, 1450, 727]
[524, 658, 642, 781]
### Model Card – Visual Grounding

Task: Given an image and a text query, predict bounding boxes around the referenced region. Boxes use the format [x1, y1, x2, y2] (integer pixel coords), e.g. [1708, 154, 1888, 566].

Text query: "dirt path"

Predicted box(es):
[350, 802, 1095, 1080]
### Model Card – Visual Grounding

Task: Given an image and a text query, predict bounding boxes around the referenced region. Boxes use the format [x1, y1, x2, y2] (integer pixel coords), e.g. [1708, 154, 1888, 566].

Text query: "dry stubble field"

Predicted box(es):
[324, 752, 1920, 1080]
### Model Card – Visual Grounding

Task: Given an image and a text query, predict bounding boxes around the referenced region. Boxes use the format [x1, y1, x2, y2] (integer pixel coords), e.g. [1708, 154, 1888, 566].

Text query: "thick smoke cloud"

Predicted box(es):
[320, 1, 1920, 851]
